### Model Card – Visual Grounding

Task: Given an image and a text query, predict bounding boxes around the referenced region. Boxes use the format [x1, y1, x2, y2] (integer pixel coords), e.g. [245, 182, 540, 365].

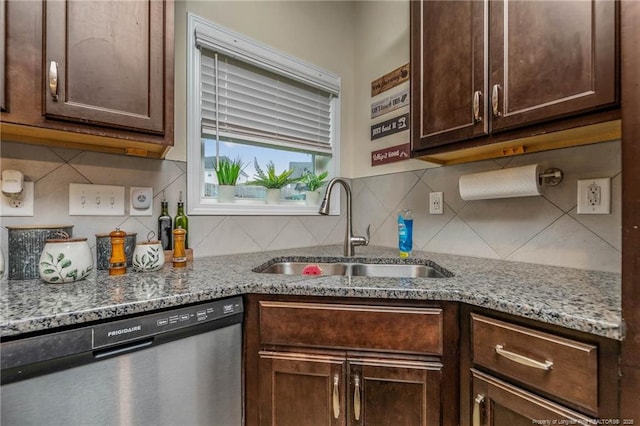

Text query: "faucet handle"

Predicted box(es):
[351, 225, 370, 249]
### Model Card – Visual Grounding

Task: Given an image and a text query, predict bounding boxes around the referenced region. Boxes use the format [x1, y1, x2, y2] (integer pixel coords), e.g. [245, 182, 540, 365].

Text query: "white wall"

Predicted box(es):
[352, 1, 437, 178]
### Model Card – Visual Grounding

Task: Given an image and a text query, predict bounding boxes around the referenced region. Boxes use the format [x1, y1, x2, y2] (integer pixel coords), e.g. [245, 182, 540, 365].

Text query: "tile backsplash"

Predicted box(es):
[0, 140, 621, 273]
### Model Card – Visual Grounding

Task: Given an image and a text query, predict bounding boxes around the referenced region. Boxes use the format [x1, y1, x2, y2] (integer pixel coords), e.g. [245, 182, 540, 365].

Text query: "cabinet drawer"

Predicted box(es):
[472, 314, 598, 412]
[259, 302, 443, 355]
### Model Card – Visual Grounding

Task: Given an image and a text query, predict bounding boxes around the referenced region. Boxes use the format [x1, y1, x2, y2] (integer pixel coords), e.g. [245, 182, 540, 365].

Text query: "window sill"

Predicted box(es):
[188, 199, 339, 216]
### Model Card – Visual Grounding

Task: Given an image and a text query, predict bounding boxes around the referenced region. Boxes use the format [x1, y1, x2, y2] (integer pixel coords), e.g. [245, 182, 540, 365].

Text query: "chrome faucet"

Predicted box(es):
[318, 178, 370, 256]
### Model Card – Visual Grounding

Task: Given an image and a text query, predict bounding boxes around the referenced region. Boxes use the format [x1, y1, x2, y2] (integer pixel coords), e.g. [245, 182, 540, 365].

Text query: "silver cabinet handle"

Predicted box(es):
[473, 394, 485, 426]
[49, 61, 59, 101]
[354, 375, 361, 421]
[495, 344, 554, 370]
[332, 374, 340, 419]
[491, 84, 501, 117]
[473, 90, 482, 122]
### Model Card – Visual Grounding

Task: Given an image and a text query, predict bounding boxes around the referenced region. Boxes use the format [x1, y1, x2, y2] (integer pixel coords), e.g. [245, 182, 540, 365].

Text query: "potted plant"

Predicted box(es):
[301, 170, 329, 206]
[250, 159, 301, 203]
[215, 157, 246, 202]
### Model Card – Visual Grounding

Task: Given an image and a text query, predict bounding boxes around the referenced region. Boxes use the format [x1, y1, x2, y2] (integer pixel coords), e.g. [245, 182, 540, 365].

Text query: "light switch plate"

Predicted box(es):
[69, 183, 125, 216]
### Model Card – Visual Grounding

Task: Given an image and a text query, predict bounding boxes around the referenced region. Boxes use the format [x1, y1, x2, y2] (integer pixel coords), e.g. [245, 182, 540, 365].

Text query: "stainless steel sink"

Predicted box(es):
[254, 258, 451, 278]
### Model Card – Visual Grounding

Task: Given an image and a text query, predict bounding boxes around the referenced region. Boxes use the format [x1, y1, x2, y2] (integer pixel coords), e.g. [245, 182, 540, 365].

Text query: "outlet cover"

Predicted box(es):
[429, 192, 444, 214]
[0, 181, 35, 217]
[577, 178, 611, 214]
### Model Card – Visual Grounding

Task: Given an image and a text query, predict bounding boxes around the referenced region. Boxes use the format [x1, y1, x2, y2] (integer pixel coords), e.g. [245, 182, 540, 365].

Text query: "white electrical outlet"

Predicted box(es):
[577, 178, 611, 214]
[0, 181, 35, 216]
[429, 192, 444, 214]
[69, 183, 125, 216]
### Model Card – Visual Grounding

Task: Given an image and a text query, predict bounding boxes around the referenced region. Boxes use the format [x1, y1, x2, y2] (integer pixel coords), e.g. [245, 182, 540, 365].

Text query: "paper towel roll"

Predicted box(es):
[459, 164, 543, 200]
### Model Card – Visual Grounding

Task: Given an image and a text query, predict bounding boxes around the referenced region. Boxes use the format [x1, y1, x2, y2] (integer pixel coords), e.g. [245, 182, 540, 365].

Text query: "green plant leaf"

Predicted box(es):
[249, 158, 302, 189]
[215, 156, 246, 185]
[61, 259, 72, 269]
[57, 253, 65, 263]
[302, 170, 329, 191]
[66, 269, 78, 280]
[49, 276, 60, 282]
[40, 261, 53, 267]
[42, 269, 56, 274]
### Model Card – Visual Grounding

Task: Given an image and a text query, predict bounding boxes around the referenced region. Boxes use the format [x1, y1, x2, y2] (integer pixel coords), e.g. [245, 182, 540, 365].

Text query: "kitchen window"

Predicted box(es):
[186, 13, 341, 215]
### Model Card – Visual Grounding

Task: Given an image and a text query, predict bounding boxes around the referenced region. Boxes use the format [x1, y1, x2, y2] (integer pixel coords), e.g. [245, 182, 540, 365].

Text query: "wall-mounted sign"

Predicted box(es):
[371, 89, 409, 119]
[371, 63, 410, 97]
[371, 143, 411, 166]
[371, 112, 409, 140]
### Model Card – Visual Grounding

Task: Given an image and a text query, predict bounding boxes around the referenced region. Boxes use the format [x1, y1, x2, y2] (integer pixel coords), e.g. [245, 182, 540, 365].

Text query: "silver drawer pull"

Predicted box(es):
[49, 61, 59, 101]
[473, 394, 485, 426]
[473, 90, 482, 122]
[354, 375, 361, 421]
[495, 344, 553, 370]
[491, 84, 501, 117]
[332, 374, 340, 419]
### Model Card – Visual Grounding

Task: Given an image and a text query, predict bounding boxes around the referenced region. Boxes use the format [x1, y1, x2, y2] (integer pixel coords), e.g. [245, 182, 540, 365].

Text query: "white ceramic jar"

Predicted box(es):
[132, 241, 165, 272]
[39, 237, 93, 283]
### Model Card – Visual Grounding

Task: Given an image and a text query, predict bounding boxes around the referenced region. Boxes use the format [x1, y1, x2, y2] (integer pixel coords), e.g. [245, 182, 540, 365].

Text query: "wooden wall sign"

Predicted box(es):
[371, 89, 409, 119]
[371, 112, 409, 140]
[371, 143, 411, 166]
[371, 64, 409, 97]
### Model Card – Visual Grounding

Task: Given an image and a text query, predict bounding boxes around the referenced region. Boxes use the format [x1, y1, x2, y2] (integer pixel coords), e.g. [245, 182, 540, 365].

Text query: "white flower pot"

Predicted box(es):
[39, 237, 93, 283]
[218, 185, 236, 203]
[266, 188, 281, 204]
[305, 190, 321, 206]
[132, 241, 165, 272]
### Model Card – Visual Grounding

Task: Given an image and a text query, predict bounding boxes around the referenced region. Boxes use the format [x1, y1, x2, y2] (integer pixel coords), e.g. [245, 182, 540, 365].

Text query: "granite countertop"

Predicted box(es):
[0, 245, 622, 340]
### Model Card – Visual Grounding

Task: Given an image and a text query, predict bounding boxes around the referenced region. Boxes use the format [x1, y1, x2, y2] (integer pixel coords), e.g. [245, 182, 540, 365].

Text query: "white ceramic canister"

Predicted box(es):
[39, 236, 93, 283]
[132, 240, 165, 272]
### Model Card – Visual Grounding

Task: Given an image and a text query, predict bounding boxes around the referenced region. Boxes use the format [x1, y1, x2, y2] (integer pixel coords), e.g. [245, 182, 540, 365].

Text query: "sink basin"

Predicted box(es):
[254, 257, 452, 279]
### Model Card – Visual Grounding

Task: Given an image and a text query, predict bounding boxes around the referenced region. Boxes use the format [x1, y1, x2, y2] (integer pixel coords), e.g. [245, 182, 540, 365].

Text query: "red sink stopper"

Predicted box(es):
[302, 264, 323, 275]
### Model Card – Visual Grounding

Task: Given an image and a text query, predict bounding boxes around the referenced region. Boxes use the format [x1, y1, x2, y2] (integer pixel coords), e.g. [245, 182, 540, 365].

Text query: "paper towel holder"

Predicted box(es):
[539, 168, 564, 186]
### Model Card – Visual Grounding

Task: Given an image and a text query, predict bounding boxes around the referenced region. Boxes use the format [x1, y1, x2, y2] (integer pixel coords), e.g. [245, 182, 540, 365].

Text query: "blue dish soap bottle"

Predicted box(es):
[398, 209, 413, 258]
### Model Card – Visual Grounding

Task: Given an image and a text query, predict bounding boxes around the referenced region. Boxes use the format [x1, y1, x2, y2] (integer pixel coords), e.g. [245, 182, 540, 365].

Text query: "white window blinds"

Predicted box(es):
[200, 52, 334, 155]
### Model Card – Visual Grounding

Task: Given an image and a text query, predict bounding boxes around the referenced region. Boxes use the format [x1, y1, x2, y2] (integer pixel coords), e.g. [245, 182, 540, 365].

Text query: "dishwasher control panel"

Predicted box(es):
[92, 296, 243, 349]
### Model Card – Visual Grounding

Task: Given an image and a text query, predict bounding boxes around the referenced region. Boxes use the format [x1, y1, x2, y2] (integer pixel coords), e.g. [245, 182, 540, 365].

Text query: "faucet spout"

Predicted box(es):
[318, 178, 369, 256]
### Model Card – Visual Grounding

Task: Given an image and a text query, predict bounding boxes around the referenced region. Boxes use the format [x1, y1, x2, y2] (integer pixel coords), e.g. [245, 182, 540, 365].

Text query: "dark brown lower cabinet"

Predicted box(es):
[259, 351, 443, 426]
[471, 369, 592, 426]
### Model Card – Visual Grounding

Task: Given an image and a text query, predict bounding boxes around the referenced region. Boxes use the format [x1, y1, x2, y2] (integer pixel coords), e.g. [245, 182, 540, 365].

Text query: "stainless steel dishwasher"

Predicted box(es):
[1, 296, 243, 426]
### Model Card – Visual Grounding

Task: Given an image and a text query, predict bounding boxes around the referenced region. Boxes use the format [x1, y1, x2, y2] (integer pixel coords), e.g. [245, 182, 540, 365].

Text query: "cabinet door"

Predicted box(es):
[0, 0, 5, 112]
[259, 351, 346, 426]
[411, 0, 487, 151]
[489, 0, 617, 132]
[471, 369, 592, 426]
[348, 358, 442, 426]
[44, 0, 165, 134]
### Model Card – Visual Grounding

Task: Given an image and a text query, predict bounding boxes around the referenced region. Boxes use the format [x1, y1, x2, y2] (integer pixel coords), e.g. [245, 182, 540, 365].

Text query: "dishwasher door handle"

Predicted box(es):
[94, 339, 154, 359]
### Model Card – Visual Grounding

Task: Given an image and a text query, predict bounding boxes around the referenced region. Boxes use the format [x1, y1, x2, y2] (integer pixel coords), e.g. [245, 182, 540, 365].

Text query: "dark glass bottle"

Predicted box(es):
[158, 193, 172, 250]
[174, 191, 189, 249]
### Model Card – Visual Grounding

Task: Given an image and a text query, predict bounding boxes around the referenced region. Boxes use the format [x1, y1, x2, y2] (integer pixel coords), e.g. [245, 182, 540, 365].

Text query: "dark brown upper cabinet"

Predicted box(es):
[44, 0, 164, 134]
[1, 0, 174, 158]
[410, 1, 488, 149]
[411, 0, 619, 160]
[1, 0, 6, 112]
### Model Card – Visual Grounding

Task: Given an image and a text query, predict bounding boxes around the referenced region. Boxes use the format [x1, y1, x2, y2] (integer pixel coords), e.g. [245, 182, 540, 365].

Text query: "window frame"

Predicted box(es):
[186, 13, 341, 215]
